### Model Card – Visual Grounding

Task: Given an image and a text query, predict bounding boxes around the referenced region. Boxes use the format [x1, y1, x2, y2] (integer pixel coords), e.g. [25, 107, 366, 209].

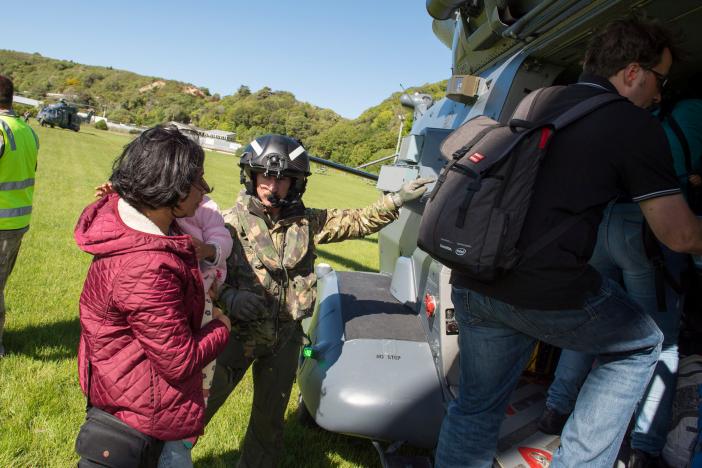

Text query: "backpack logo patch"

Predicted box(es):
[468, 152, 485, 163]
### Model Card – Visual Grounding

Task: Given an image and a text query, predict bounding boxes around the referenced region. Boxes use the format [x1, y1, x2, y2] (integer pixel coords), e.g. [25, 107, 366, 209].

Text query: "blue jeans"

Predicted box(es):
[546, 203, 684, 455]
[157, 440, 193, 468]
[434, 279, 662, 468]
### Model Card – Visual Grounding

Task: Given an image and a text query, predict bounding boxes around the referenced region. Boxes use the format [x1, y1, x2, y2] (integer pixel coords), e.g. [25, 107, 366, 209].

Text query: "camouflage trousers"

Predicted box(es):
[0, 229, 24, 348]
[206, 320, 304, 468]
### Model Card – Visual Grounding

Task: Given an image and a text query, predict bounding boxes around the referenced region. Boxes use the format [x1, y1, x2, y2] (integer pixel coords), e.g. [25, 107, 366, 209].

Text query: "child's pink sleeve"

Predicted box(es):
[197, 197, 233, 268]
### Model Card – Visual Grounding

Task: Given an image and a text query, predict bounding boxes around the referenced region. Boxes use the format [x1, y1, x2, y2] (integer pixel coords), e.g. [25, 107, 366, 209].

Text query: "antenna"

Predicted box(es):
[394, 83, 411, 163]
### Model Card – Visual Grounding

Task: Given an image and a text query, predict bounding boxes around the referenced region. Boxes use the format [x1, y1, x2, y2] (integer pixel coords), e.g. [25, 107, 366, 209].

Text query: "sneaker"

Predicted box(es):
[627, 449, 665, 468]
[537, 407, 570, 435]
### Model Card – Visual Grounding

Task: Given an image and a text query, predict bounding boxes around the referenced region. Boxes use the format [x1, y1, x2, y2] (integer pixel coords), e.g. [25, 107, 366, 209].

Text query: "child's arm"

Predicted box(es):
[197, 197, 234, 268]
[94, 182, 114, 198]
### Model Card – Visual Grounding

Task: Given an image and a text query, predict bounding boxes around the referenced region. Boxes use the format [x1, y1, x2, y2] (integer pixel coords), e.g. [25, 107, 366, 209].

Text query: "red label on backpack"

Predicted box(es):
[538, 128, 553, 149]
[469, 152, 485, 163]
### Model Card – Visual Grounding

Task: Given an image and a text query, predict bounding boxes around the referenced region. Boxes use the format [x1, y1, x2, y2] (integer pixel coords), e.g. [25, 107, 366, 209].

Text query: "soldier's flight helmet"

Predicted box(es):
[239, 134, 311, 201]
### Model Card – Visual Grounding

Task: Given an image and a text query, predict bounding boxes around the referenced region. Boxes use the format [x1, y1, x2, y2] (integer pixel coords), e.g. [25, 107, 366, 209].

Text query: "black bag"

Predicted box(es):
[75, 407, 164, 468]
[417, 88, 623, 282]
[76, 361, 163, 467]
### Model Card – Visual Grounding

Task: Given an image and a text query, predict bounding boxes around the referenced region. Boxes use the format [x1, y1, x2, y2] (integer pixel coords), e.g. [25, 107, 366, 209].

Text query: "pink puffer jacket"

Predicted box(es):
[74, 194, 229, 440]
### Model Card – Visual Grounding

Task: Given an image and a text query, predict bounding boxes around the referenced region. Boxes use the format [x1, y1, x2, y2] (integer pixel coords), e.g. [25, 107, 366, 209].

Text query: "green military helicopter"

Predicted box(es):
[36, 99, 81, 131]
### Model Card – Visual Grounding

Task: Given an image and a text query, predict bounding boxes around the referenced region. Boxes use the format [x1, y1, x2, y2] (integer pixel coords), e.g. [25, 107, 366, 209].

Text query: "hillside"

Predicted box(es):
[0, 49, 446, 167]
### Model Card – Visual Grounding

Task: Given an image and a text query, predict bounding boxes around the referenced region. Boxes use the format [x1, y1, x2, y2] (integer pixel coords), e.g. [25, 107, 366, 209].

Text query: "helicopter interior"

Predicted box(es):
[490, 0, 702, 121]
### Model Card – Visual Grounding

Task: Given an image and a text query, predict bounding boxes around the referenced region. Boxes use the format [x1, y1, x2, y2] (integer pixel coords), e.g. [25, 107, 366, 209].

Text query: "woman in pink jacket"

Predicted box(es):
[74, 125, 231, 467]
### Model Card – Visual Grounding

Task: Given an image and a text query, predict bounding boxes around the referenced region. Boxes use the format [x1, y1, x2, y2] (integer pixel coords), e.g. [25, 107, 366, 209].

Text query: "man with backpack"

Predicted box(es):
[538, 97, 702, 468]
[432, 18, 702, 468]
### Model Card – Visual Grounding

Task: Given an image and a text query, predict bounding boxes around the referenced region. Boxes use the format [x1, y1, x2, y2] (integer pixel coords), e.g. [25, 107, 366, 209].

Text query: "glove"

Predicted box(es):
[391, 177, 436, 207]
[219, 288, 266, 321]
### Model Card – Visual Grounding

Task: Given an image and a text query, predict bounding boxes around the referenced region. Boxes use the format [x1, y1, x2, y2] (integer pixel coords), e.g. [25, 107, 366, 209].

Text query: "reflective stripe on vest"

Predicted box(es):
[0, 115, 38, 230]
[0, 178, 34, 191]
[0, 119, 16, 151]
[0, 206, 32, 218]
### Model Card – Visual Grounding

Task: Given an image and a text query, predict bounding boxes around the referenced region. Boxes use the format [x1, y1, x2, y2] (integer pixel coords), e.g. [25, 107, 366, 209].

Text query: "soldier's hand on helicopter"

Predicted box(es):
[94, 182, 114, 198]
[212, 306, 231, 331]
[391, 177, 436, 207]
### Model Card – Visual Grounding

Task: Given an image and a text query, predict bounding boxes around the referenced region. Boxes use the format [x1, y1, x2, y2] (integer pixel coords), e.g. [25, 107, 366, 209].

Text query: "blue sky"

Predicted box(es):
[5, 1, 451, 118]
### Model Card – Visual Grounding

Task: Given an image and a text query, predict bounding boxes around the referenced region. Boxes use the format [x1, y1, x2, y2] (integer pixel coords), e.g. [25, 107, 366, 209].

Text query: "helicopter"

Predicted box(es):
[296, 0, 702, 467]
[36, 99, 81, 131]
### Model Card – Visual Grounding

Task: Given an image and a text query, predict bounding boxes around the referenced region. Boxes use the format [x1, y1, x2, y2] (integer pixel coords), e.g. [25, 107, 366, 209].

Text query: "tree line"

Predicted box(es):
[0, 49, 445, 168]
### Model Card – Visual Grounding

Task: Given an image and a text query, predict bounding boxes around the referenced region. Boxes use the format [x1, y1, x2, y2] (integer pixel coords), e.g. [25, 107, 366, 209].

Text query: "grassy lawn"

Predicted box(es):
[0, 124, 389, 467]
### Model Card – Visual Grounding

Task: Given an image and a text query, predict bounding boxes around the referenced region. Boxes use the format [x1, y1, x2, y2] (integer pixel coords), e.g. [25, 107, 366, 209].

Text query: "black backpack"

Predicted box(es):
[417, 87, 623, 282]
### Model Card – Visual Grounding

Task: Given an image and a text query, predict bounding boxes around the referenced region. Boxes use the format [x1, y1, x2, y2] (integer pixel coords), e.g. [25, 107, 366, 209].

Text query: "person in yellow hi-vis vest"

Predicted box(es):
[0, 75, 39, 358]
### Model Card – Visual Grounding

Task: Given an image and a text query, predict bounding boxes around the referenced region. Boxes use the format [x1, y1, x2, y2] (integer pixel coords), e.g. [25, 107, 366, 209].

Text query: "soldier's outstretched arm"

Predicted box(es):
[312, 177, 434, 244]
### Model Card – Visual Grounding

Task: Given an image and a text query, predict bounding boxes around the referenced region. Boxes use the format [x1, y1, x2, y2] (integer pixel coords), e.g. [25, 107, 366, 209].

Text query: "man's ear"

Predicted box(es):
[621, 62, 641, 87]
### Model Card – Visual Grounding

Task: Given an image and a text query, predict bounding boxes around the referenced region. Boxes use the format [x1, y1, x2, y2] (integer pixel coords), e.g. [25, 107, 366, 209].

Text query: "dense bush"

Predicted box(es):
[0, 49, 446, 167]
[94, 120, 108, 130]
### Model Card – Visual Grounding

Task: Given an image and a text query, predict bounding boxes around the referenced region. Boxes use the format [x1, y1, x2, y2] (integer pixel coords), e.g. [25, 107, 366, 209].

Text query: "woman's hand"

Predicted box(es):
[212, 307, 231, 331]
[191, 237, 217, 261]
[208, 284, 219, 301]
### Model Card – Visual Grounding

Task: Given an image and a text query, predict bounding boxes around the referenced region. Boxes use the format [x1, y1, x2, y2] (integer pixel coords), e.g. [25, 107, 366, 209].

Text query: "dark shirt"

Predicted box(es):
[451, 73, 680, 310]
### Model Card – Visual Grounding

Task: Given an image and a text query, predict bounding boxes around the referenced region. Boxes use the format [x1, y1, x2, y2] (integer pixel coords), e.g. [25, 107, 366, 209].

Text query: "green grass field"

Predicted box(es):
[0, 124, 391, 467]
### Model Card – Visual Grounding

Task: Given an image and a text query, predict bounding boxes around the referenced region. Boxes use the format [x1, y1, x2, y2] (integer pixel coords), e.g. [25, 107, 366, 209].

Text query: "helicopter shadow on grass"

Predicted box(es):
[355, 236, 378, 246]
[195, 412, 384, 467]
[316, 247, 377, 273]
[194, 449, 242, 468]
[3, 316, 79, 361]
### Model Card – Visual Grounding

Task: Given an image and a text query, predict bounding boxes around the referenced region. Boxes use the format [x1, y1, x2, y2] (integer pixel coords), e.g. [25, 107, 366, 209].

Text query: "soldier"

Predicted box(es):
[207, 134, 431, 467]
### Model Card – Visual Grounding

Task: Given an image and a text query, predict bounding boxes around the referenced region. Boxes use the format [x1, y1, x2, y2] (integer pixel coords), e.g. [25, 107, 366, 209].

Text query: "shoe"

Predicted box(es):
[627, 449, 665, 468]
[537, 407, 570, 435]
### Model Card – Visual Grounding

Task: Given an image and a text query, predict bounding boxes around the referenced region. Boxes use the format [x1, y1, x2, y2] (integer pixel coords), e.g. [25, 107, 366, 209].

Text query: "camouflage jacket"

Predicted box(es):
[220, 190, 399, 347]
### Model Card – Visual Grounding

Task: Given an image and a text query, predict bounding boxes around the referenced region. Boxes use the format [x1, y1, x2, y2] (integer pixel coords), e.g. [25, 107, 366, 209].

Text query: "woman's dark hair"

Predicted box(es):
[583, 17, 680, 78]
[110, 125, 204, 210]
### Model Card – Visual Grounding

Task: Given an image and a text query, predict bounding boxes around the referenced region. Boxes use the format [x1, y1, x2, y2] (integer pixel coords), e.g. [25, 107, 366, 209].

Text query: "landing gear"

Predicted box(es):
[371, 440, 433, 468]
[296, 394, 319, 429]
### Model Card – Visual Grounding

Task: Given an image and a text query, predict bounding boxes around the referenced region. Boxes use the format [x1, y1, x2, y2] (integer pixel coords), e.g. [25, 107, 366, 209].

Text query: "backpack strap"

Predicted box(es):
[521, 213, 586, 261]
[520, 93, 625, 262]
[667, 115, 693, 175]
[86, 360, 93, 411]
[511, 87, 554, 122]
[551, 92, 625, 130]
[642, 219, 684, 312]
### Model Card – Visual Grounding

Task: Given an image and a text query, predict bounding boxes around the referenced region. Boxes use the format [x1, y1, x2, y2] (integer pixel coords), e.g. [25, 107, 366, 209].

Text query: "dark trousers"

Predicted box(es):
[206, 321, 303, 468]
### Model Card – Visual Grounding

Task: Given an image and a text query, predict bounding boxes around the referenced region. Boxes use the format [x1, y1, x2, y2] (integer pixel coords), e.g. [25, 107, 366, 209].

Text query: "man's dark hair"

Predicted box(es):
[0, 75, 14, 108]
[110, 125, 205, 210]
[583, 17, 679, 78]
